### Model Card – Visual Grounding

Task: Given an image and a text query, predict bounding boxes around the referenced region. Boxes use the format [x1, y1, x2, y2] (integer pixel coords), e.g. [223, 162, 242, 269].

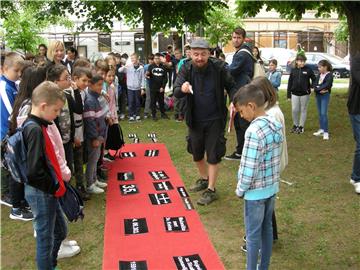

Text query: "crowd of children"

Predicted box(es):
[0, 38, 346, 270]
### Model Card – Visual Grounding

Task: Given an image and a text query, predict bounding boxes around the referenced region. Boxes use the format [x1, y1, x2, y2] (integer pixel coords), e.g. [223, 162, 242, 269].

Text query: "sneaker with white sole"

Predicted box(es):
[95, 180, 107, 188]
[323, 132, 329, 140]
[87, 184, 104, 194]
[9, 207, 34, 221]
[354, 182, 360, 194]
[350, 179, 355, 185]
[129, 116, 135, 123]
[136, 115, 141, 121]
[313, 129, 324, 136]
[62, 239, 78, 246]
[0, 194, 13, 208]
[57, 243, 81, 259]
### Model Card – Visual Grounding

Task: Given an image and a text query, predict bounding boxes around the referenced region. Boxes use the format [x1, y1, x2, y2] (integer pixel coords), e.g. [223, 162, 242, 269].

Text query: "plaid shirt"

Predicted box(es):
[236, 115, 283, 200]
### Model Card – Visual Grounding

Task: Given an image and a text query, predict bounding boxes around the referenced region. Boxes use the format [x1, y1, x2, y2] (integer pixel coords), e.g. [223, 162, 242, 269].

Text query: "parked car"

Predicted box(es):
[286, 52, 350, 78]
[259, 48, 296, 74]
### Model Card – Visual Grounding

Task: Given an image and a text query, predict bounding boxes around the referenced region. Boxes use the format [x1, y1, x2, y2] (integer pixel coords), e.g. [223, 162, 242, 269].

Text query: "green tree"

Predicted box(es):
[335, 16, 349, 42]
[2, 2, 73, 54]
[5, 1, 225, 60]
[3, 6, 47, 54]
[204, 6, 240, 47]
[235, 1, 360, 58]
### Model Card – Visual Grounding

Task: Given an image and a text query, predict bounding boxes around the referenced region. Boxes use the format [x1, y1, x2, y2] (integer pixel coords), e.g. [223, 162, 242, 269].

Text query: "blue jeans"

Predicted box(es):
[25, 185, 67, 270]
[127, 89, 141, 117]
[316, 93, 330, 132]
[245, 195, 275, 270]
[350, 114, 360, 182]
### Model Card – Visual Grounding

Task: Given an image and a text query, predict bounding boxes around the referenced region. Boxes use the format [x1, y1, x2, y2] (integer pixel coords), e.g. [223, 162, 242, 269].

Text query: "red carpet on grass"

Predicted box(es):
[102, 143, 225, 270]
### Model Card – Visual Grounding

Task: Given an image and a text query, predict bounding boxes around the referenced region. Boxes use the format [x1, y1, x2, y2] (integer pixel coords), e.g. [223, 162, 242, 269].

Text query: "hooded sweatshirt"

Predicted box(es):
[236, 115, 283, 200]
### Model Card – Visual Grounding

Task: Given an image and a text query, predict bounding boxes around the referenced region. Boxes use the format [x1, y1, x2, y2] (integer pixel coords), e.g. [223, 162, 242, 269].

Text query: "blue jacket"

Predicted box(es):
[83, 90, 107, 141]
[0, 75, 17, 140]
[266, 70, 282, 91]
[118, 65, 145, 91]
[228, 44, 254, 89]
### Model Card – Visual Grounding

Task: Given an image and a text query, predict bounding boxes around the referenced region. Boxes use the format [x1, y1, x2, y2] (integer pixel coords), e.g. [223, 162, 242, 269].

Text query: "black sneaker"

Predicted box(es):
[0, 194, 13, 208]
[297, 126, 304, 134]
[161, 113, 169, 119]
[241, 244, 247, 253]
[77, 186, 91, 201]
[9, 207, 34, 221]
[197, 189, 218, 205]
[290, 125, 298, 133]
[243, 235, 246, 243]
[190, 178, 209, 192]
[224, 152, 242, 161]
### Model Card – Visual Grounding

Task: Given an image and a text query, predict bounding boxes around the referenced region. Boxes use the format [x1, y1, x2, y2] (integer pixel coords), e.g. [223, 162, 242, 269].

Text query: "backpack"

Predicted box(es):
[105, 123, 125, 154]
[238, 49, 265, 79]
[59, 182, 84, 222]
[1, 120, 35, 184]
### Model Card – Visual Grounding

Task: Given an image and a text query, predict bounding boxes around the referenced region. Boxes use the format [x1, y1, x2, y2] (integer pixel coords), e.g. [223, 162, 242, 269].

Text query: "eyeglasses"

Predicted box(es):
[59, 75, 72, 82]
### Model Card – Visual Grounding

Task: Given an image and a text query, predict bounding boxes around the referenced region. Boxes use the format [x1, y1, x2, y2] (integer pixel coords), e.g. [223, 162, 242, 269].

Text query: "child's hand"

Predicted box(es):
[74, 138, 81, 147]
[160, 87, 164, 93]
[320, 89, 328, 94]
[103, 93, 110, 103]
[92, 139, 100, 148]
[141, 89, 145, 96]
[108, 118, 114, 126]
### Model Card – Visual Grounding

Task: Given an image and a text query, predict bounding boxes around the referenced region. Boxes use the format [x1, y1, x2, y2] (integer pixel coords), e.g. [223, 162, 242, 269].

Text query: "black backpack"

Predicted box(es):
[59, 182, 84, 222]
[105, 123, 125, 157]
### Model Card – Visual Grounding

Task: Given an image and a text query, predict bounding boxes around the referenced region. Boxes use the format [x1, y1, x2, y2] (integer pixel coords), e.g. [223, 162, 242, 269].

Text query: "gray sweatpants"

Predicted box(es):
[85, 139, 101, 187]
[291, 94, 310, 127]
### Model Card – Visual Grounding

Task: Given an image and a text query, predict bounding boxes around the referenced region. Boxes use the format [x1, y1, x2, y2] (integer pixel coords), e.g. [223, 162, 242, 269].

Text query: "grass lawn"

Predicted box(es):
[1, 89, 359, 270]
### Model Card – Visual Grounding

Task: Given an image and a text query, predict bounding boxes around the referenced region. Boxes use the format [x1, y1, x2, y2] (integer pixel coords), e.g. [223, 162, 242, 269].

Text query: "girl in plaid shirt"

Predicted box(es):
[233, 84, 283, 270]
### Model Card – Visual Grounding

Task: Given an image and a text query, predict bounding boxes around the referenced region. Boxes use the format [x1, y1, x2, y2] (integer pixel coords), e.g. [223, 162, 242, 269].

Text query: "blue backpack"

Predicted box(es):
[1, 120, 35, 184]
[59, 182, 85, 222]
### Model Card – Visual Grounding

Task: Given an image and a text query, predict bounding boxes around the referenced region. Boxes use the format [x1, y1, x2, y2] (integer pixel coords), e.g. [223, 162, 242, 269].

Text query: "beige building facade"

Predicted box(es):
[223, 6, 348, 57]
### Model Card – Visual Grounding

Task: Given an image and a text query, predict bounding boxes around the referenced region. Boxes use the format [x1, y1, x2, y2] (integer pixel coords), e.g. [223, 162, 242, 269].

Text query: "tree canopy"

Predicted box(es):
[1, 1, 225, 59]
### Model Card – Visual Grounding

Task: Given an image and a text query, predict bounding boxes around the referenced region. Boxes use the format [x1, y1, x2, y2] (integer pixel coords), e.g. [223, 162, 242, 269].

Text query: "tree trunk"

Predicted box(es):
[141, 1, 152, 63]
[343, 2, 360, 59]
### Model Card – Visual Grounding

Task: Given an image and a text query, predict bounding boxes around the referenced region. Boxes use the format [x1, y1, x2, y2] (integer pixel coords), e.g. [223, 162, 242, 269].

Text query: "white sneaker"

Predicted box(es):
[323, 132, 329, 140]
[354, 182, 360, 194]
[136, 115, 141, 121]
[87, 183, 104, 194]
[119, 114, 125, 120]
[63, 239, 78, 246]
[95, 180, 107, 188]
[57, 243, 81, 259]
[350, 179, 355, 185]
[313, 129, 324, 136]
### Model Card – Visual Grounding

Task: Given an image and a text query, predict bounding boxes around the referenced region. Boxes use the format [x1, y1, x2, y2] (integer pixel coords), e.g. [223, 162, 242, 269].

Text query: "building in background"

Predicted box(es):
[223, 5, 348, 58]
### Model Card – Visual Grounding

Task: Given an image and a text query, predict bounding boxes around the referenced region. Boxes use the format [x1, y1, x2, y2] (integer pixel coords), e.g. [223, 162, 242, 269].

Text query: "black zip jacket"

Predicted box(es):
[174, 57, 237, 129]
[23, 115, 59, 194]
[348, 53, 360, 114]
[314, 72, 333, 95]
[287, 65, 316, 98]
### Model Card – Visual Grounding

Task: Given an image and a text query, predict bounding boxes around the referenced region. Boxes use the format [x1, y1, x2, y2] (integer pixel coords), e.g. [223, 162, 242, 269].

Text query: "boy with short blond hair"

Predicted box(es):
[23, 81, 67, 269]
[0, 52, 30, 219]
[233, 84, 283, 270]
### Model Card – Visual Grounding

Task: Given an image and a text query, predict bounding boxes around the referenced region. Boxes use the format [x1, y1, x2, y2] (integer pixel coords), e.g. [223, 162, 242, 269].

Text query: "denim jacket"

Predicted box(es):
[266, 71, 282, 91]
